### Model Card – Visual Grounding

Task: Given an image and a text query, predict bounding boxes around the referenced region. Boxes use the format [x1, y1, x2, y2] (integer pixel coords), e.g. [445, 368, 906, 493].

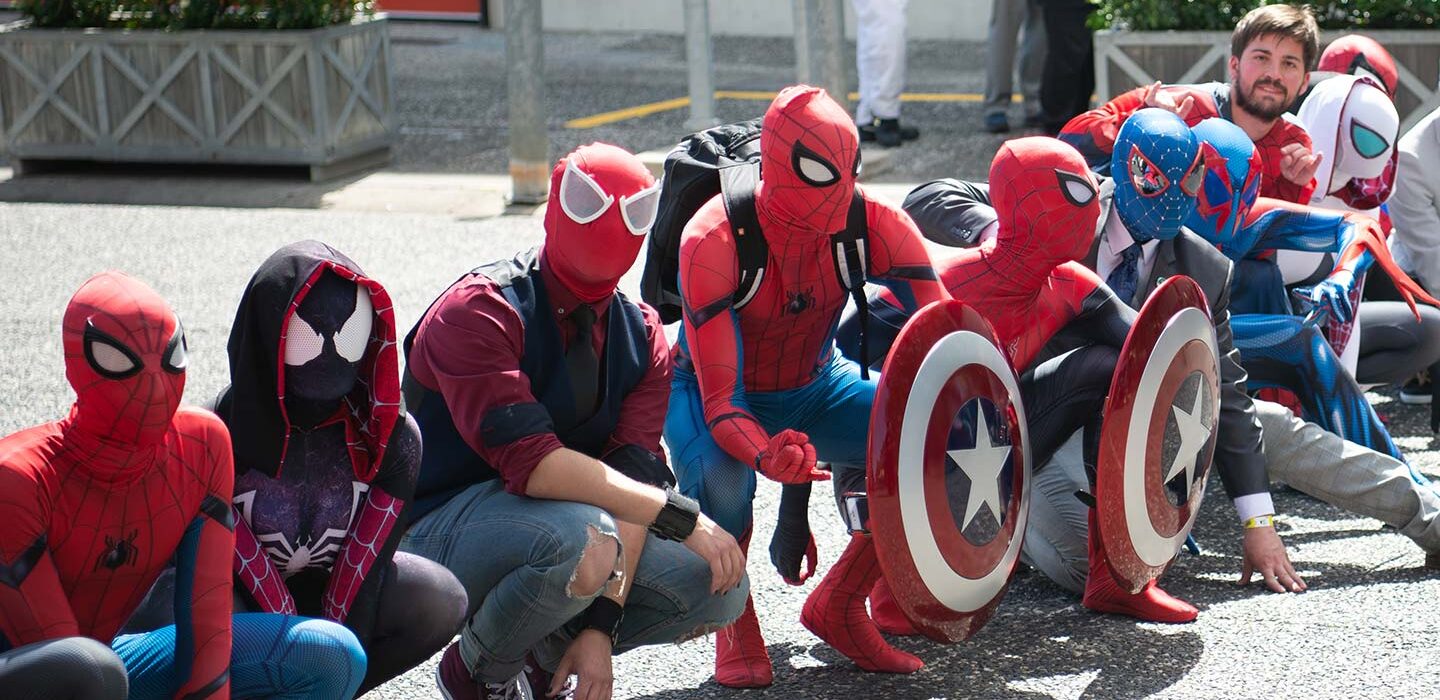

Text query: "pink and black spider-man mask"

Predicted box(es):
[63, 271, 187, 447]
[1186, 118, 1263, 253]
[543, 142, 660, 304]
[756, 85, 861, 238]
[989, 136, 1101, 292]
[226, 240, 400, 481]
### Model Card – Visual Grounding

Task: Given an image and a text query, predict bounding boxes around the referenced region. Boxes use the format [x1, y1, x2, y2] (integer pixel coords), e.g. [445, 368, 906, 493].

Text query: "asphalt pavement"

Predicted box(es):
[1, 201, 1436, 700]
[0, 17, 1436, 700]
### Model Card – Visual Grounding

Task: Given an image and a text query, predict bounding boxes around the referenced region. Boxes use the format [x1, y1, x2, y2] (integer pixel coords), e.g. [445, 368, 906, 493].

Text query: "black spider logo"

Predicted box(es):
[785, 288, 815, 315]
[95, 530, 139, 571]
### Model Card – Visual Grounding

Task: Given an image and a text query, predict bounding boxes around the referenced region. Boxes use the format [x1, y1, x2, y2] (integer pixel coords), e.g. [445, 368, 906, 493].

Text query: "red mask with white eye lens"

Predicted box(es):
[63, 271, 187, 447]
[756, 85, 861, 238]
[989, 137, 1102, 293]
[543, 142, 659, 303]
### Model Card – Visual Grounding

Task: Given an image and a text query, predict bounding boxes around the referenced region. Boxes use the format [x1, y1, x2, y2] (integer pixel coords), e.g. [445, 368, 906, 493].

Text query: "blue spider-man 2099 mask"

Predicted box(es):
[1185, 118, 1263, 253]
[1110, 108, 1204, 242]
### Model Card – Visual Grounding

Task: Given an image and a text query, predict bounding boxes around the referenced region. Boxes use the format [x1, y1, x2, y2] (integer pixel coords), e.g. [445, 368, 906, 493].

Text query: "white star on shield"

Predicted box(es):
[948, 408, 1011, 531]
[1164, 385, 1211, 497]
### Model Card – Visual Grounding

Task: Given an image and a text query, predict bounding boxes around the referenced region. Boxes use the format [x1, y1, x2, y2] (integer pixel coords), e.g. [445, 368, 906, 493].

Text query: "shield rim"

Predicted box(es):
[1097, 276, 1221, 591]
[869, 299, 1031, 643]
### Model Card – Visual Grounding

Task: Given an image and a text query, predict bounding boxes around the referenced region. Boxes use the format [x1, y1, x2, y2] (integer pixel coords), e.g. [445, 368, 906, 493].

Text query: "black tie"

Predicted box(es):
[566, 304, 600, 416]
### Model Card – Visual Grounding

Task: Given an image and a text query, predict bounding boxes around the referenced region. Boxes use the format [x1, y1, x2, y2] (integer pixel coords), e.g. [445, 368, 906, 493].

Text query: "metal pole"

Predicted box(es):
[506, 0, 548, 204]
[817, 0, 848, 111]
[683, 0, 718, 131]
[793, 0, 849, 111]
[793, 0, 813, 83]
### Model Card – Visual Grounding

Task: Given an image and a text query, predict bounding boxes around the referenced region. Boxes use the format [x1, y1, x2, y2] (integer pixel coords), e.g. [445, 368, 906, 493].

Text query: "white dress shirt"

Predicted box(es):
[1095, 209, 1159, 304]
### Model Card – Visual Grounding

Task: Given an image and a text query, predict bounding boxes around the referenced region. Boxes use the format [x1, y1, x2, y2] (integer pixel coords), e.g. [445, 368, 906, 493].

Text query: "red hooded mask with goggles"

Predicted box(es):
[542, 142, 661, 304]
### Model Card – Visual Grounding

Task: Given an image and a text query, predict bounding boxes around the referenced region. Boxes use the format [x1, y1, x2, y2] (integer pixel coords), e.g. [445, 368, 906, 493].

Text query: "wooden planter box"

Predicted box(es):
[0, 16, 394, 180]
[1095, 29, 1440, 132]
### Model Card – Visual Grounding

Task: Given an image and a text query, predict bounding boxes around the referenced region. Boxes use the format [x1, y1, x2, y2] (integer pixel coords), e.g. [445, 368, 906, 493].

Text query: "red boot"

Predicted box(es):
[801, 535, 924, 673]
[715, 530, 772, 688]
[1081, 510, 1198, 623]
[869, 576, 919, 636]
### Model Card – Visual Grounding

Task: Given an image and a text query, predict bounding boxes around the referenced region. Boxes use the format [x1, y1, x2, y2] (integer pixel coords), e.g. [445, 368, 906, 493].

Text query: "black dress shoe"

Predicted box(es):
[876, 118, 919, 147]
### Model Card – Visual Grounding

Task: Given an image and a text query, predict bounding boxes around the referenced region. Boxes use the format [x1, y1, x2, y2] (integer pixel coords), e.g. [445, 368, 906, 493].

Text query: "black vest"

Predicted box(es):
[404, 248, 651, 521]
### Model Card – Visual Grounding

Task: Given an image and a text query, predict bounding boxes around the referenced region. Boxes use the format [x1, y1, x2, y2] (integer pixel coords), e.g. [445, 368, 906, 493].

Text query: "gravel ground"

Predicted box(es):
[1, 201, 1436, 700]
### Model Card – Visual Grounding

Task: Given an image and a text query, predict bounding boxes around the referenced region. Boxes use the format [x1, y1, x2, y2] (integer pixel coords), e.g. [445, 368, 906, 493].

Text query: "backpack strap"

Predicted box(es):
[720, 162, 768, 311]
[832, 189, 872, 379]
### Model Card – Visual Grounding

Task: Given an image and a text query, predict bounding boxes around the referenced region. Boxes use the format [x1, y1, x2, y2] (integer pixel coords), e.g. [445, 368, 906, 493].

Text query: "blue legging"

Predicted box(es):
[1232, 313, 1427, 485]
[113, 613, 366, 700]
[664, 352, 876, 537]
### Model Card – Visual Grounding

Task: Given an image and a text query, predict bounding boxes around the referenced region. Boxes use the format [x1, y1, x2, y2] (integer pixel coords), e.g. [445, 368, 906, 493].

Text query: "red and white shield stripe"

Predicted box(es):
[869, 300, 1030, 643]
[1098, 276, 1221, 591]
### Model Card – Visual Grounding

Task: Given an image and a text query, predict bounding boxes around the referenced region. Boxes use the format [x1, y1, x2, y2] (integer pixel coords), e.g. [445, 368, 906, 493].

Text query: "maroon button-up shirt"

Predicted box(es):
[406, 258, 672, 495]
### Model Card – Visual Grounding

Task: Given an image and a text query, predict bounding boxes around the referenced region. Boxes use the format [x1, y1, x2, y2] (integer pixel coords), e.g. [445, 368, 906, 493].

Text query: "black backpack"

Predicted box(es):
[640, 119, 875, 376]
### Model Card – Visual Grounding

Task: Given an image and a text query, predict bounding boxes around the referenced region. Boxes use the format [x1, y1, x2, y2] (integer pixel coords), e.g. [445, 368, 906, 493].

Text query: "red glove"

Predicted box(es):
[754, 429, 829, 484]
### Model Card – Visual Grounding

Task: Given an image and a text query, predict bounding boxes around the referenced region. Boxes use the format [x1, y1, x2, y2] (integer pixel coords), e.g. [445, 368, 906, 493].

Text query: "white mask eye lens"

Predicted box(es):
[83, 323, 142, 378]
[1056, 170, 1097, 207]
[620, 184, 662, 236]
[792, 142, 842, 187]
[333, 287, 373, 363]
[283, 314, 324, 366]
[797, 156, 838, 186]
[86, 337, 137, 374]
[162, 324, 188, 374]
[559, 159, 615, 224]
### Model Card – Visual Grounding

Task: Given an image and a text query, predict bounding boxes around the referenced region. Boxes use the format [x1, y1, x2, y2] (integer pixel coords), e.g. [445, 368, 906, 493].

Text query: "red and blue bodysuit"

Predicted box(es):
[1184, 117, 1440, 479]
[0, 272, 234, 699]
[664, 85, 949, 685]
[214, 241, 464, 693]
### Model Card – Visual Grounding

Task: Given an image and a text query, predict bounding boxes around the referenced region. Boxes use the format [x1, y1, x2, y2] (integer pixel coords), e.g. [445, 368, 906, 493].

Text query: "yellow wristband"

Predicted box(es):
[1244, 515, 1275, 529]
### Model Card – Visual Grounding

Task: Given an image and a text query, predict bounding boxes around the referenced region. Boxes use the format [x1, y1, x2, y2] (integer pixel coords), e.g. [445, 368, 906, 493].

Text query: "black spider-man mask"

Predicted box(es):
[283, 270, 372, 402]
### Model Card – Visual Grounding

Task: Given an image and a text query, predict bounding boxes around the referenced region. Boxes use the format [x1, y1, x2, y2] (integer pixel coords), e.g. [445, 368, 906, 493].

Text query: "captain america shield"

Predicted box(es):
[869, 300, 1030, 643]
[1096, 276, 1220, 592]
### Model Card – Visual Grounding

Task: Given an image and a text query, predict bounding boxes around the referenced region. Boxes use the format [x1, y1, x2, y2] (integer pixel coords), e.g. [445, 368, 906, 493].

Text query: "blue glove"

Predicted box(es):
[1307, 269, 1357, 324]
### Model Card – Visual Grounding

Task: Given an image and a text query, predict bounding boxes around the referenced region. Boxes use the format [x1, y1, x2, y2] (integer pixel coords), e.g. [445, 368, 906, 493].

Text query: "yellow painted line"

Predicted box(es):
[564, 96, 693, 129]
[565, 91, 995, 129]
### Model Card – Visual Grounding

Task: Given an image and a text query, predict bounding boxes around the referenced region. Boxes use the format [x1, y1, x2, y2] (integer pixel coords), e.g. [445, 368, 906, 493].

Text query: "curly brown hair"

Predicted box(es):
[1231, 4, 1321, 71]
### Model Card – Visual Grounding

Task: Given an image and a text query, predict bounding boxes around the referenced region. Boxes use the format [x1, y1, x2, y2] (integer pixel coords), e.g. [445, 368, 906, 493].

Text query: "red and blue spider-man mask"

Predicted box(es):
[1110, 109, 1203, 242]
[1185, 118, 1263, 253]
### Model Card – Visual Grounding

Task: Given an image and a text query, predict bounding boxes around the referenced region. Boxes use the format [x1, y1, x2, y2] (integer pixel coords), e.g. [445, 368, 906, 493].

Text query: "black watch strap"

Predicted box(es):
[648, 487, 699, 541]
[581, 596, 624, 645]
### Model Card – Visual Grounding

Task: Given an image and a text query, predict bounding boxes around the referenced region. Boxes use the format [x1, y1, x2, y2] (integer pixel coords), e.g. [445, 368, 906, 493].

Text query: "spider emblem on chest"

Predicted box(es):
[785, 288, 815, 315]
[95, 530, 139, 571]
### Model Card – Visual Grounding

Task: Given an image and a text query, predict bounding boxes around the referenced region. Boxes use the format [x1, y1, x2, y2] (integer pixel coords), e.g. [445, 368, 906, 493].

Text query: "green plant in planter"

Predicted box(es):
[1091, 0, 1440, 31]
[17, 0, 373, 30]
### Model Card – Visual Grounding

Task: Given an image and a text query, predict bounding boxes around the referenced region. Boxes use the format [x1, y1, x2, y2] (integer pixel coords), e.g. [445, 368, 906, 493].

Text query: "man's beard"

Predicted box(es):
[1233, 77, 1290, 121]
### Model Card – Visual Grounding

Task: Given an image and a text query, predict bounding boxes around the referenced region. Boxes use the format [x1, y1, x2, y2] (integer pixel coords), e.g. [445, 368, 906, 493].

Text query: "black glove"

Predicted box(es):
[769, 483, 818, 585]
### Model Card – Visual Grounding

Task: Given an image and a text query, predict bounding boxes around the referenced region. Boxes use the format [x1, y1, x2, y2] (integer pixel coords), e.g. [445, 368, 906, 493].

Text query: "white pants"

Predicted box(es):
[852, 0, 908, 123]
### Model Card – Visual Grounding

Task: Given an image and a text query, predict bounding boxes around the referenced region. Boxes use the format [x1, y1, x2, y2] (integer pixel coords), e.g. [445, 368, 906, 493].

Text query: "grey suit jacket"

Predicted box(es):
[905, 178, 1271, 503]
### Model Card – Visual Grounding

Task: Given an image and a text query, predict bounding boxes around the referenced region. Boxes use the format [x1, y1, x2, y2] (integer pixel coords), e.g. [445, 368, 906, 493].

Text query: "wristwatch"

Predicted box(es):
[581, 596, 625, 646]
[648, 487, 700, 542]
